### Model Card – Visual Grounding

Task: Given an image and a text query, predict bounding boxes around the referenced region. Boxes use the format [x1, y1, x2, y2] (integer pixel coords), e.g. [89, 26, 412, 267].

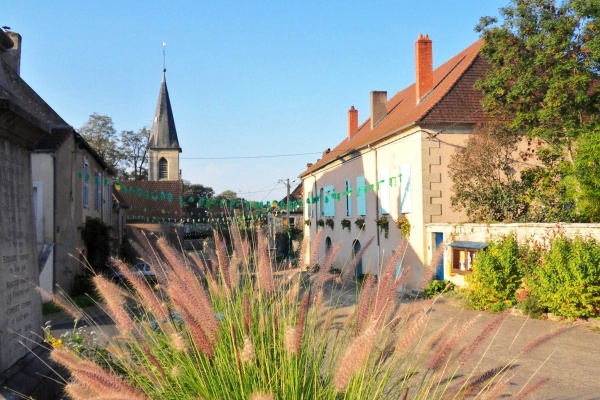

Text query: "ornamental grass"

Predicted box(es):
[45, 222, 552, 399]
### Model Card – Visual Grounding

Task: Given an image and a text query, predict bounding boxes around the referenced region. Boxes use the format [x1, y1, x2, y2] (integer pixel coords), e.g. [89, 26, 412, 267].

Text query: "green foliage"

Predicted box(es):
[465, 235, 524, 312]
[341, 218, 351, 231]
[395, 216, 411, 237]
[528, 235, 600, 318]
[325, 218, 334, 229]
[354, 218, 365, 230]
[515, 288, 546, 319]
[424, 280, 455, 298]
[375, 216, 389, 238]
[80, 217, 113, 274]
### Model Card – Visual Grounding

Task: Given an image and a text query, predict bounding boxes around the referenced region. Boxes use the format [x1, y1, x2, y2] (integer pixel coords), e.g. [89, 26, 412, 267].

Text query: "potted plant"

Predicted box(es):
[355, 218, 366, 230]
[395, 215, 411, 237]
[375, 216, 389, 239]
[325, 218, 334, 230]
[341, 218, 351, 231]
[317, 218, 325, 228]
[305, 219, 311, 227]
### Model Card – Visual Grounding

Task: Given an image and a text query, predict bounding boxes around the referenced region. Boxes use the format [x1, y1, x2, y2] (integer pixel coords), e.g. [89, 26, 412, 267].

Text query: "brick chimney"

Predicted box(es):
[348, 106, 358, 138]
[370, 91, 387, 129]
[415, 34, 433, 102]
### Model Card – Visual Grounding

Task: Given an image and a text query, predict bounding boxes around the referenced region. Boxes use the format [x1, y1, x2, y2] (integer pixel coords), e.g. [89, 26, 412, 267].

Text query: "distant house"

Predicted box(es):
[32, 127, 119, 294]
[299, 35, 494, 289]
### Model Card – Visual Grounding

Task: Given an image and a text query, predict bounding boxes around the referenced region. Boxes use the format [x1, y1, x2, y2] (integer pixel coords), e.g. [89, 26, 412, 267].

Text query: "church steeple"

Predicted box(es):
[148, 68, 182, 181]
[148, 69, 181, 150]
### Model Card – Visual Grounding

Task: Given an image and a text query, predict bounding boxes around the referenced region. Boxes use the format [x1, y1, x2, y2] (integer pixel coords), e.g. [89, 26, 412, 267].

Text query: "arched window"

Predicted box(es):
[159, 157, 168, 179]
[325, 237, 332, 255]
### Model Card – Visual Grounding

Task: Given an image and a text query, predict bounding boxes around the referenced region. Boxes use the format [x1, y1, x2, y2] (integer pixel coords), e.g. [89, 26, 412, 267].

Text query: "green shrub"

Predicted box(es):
[424, 279, 455, 298]
[465, 234, 523, 312]
[528, 235, 600, 318]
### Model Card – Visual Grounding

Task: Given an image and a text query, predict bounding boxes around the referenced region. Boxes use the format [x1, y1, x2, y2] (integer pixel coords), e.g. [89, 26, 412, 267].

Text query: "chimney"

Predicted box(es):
[370, 91, 387, 129]
[348, 106, 358, 138]
[1, 30, 21, 75]
[415, 34, 433, 102]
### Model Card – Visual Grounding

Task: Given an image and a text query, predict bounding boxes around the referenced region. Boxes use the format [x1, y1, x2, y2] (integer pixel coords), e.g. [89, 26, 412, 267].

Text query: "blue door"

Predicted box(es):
[434, 233, 444, 280]
[353, 240, 363, 278]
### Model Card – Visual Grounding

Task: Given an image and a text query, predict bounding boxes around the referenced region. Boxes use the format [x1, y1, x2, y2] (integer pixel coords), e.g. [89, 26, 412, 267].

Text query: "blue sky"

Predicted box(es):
[3, 0, 507, 201]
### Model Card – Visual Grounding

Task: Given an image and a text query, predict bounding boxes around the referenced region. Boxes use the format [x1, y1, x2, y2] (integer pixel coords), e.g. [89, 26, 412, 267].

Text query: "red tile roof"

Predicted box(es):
[301, 39, 491, 177]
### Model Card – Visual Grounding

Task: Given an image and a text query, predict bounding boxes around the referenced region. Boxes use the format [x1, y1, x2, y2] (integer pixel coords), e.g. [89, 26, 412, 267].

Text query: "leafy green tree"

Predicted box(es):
[183, 183, 215, 205]
[79, 113, 124, 177]
[476, 0, 600, 221]
[448, 122, 527, 222]
[120, 127, 150, 181]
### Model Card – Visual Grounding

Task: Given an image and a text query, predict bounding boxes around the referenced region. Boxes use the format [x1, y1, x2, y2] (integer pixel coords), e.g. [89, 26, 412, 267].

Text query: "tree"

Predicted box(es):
[183, 183, 215, 205]
[79, 113, 124, 177]
[449, 122, 528, 222]
[475, 0, 600, 221]
[120, 127, 150, 180]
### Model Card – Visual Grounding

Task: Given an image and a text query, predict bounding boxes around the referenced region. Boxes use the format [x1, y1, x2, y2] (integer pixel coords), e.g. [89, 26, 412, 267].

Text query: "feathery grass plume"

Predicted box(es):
[459, 309, 509, 365]
[170, 332, 188, 352]
[37, 287, 84, 321]
[342, 237, 374, 283]
[334, 324, 377, 391]
[484, 379, 509, 400]
[284, 326, 298, 355]
[249, 393, 274, 400]
[111, 258, 170, 323]
[298, 234, 310, 267]
[513, 378, 550, 400]
[313, 241, 343, 287]
[395, 311, 427, 354]
[355, 273, 375, 335]
[423, 319, 453, 356]
[171, 298, 215, 357]
[428, 315, 479, 371]
[156, 236, 188, 276]
[295, 291, 310, 354]
[170, 365, 181, 379]
[256, 229, 274, 293]
[64, 382, 95, 400]
[51, 348, 148, 400]
[131, 229, 165, 277]
[243, 292, 252, 334]
[213, 232, 232, 293]
[521, 324, 575, 355]
[372, 239, 407, 328]
[241, 335, 255, 365]
[462, 365, 506, 395]
[309, 229, 323, 269]
[420, 243, 444, 290]
[230, 220, 250, 268]
[92, 275, 136, 336]
[166, 278, 218, 343]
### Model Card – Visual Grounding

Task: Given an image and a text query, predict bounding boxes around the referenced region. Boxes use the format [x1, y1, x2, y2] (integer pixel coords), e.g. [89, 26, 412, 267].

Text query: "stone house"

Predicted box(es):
[299, 35, 495, 289]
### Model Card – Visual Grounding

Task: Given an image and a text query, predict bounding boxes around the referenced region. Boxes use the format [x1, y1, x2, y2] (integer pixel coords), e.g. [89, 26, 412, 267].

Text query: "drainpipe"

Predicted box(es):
[52, 152, 57, 293]
[369, 144, 381, 274]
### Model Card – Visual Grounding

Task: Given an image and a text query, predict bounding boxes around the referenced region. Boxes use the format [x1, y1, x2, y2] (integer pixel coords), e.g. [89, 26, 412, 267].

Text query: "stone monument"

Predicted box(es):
[0, 29, 46, 373]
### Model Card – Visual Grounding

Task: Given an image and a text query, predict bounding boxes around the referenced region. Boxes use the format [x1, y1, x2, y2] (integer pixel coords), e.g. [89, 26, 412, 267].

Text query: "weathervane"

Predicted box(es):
[163, 41, 167, 73]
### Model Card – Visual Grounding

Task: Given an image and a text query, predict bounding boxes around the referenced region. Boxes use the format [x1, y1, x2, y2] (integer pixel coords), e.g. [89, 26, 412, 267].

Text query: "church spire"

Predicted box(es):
[148, 68, 181, 151]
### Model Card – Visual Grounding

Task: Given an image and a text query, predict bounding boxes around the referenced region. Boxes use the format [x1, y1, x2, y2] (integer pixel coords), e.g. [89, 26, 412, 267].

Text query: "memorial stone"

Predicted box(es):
[0, 137, 43, 372]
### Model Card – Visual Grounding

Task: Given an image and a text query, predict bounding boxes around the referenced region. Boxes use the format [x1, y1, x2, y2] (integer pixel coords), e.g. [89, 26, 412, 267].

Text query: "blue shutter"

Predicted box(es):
[356, 176, 366, 216]
[379, 169, 390, 215]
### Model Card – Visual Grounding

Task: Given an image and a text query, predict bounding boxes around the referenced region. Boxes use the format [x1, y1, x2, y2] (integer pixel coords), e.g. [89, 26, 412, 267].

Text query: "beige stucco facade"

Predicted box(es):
[302, 124, 476, 289]
[32, 130, 115, 294]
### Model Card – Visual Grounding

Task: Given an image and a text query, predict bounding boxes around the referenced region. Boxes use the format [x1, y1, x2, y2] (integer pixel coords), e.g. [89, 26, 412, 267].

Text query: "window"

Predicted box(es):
[159, 157, 168, 180]
[83, 160, 89, 208]
[345, 180, 352, 217]
[399, 164, 412, 213]
[356, 176, 366, 216]
[379, 169, 390, 215]
[323, 185, 335, 217]
[96, 172, 102, 211]
[449, 241, 488, 275]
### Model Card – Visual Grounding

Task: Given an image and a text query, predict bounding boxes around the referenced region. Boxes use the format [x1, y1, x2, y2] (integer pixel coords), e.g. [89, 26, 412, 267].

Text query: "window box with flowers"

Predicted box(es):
[341, 218, 351, 231]
[395, 215, 411, 237]
[305, 219, 311, 227]
[355, 218, 366, 230]
[317, 218, 325, 228]
[325, 218, 334, 230]
[375, 216, 389, 239]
